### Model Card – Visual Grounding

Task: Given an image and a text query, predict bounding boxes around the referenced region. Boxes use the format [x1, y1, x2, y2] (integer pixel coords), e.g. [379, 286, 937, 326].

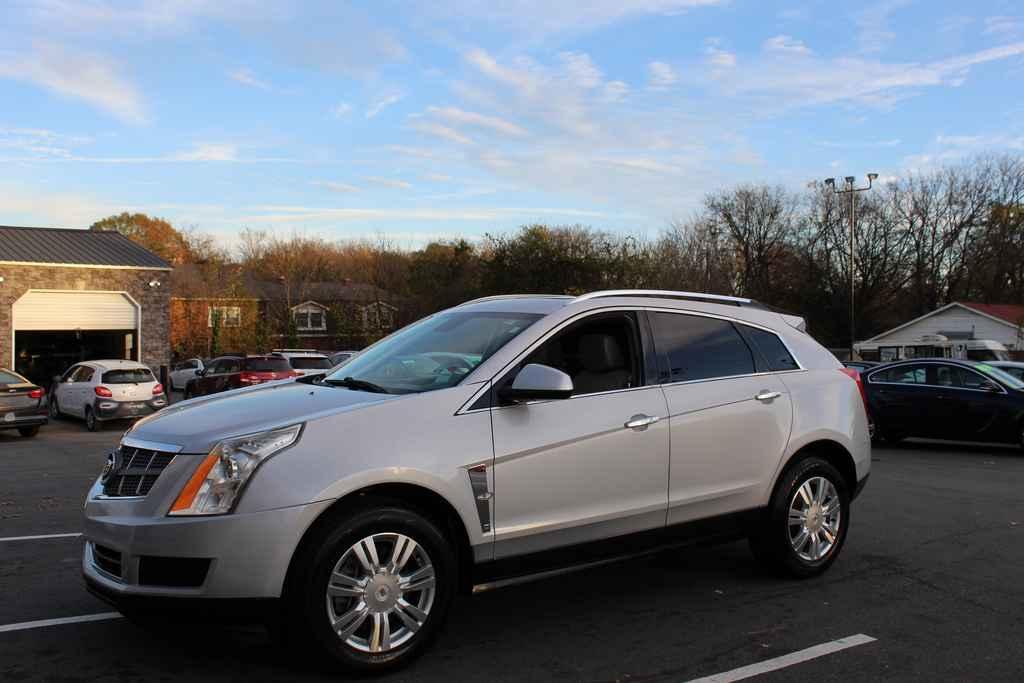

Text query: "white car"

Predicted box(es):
[990, 360, 1024, 381]
[271, 350, 334, 377]
[169, 358, 205, 391]
[49, 360, 167, 431]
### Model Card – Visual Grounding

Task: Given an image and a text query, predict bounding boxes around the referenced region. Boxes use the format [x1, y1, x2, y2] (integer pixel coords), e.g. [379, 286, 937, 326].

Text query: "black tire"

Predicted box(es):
[749, 457, 850, 579]
[85, 407, 100, 432]
[49, 396, 61, 419]
[280, 503, 457, 675]
[18, 426, 40, 438]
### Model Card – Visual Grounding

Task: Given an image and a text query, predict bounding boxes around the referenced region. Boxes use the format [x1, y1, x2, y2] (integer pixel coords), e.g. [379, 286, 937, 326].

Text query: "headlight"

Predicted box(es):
[169, 424, 302, 515]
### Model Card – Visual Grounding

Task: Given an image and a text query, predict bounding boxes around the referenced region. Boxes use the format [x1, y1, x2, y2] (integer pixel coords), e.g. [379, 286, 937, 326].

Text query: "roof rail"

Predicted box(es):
[455, 294, 575, 307]
[573, 289, 753, 307]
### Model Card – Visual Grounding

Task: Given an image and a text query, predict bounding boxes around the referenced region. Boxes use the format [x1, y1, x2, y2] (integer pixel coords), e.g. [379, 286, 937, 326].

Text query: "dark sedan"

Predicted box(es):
[183, 355, 299, 399]
[863, 359, 1024, 448]
[0, 368, 48, 437]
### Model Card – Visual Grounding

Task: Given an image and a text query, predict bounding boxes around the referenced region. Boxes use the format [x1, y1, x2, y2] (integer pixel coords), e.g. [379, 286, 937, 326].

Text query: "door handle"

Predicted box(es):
[624, 414, 659, 430]
[755, 390, 782, 402]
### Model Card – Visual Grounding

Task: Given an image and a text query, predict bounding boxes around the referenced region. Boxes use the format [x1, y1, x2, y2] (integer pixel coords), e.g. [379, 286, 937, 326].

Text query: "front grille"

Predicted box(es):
[92, 543, 123, 579]
[102, 447, 176, 497]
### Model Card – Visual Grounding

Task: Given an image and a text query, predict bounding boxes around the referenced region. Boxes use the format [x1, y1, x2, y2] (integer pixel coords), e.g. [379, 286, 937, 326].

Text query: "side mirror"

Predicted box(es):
[196, 368, 207, 377]
[498, 364, 574, 404]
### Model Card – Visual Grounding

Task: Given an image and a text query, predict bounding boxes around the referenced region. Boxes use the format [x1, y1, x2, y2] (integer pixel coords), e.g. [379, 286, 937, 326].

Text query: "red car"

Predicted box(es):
[183, 355, 300, 399]
[0, 368, 48, 437]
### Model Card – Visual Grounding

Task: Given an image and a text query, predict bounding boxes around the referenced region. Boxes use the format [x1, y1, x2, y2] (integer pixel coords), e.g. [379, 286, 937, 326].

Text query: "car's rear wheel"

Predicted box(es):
[282, 504, 456, 674]
[749, 457, 850, 578]
[18, 426, 40, 438]
[49, 396, 61, 419]
[85, 407, 100, 432]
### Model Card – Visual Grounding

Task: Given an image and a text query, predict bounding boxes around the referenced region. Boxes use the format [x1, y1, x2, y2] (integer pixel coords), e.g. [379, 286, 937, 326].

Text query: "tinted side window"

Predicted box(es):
[650, 313, 756, 382]
[77, 367, 95, 382]
[740, 325, 799, 371]
[872, 366, 926, 384]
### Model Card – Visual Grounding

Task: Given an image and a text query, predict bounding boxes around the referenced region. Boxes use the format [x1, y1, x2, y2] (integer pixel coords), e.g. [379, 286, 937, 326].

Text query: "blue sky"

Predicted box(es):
[1, 1, 1023, 247]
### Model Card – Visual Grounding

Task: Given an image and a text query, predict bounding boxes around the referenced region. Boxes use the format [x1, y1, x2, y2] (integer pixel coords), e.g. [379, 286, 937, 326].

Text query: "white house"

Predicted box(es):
[856, 302, 1024, 362]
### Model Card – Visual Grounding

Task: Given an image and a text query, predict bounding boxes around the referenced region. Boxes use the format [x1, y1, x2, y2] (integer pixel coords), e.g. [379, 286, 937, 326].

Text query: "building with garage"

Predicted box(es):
[856, 301, 1024, 362]
[0, 226, 172, 385]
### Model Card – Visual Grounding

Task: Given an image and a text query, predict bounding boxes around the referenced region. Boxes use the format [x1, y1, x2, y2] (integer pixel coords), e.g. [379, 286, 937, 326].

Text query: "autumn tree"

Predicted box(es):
[90, 212, 194, 264]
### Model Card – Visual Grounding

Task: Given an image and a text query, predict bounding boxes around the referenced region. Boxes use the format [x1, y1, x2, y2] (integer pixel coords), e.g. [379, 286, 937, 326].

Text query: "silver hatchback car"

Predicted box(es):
[83, 290, 871, 673]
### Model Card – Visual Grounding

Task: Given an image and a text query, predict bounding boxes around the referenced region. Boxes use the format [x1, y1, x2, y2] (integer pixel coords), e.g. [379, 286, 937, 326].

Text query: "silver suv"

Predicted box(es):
[82, 291, 870, 673]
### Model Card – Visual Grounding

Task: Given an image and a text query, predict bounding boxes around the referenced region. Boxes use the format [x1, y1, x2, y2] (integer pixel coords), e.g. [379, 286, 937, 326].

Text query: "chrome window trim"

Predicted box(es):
[455, 304, 805, 415]
[865, 361, 1009, 395]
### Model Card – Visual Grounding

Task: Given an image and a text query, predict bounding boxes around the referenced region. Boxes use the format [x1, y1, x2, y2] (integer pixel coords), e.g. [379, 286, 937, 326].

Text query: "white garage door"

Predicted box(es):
[13, 291, 138, 331]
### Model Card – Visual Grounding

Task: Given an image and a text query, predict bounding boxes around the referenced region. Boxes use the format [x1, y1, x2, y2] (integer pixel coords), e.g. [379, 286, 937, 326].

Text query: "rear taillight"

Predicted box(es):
[95, 386, 113, 398]
[152, 383, 164, 395]
[28, 388, 44, 400]
[839, 368, 868, 411]
[239, 372, 260, 384]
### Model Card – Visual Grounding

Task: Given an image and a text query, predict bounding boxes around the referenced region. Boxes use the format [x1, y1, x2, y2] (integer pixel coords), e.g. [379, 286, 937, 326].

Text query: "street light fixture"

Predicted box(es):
[825, 173, 877, 362]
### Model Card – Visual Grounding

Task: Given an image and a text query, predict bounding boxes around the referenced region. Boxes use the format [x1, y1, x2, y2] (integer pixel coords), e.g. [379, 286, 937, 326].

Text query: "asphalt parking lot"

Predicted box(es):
[2, 418, 1023, 682]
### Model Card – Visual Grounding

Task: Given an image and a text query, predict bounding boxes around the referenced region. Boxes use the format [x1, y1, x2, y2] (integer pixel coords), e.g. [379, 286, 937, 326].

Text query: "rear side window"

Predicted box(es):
[290, 357, 332, 370]
[75, 366, 95, 383]
[871, 366, 926, 384]
[245, 357, 292, 372]
[740, 326, 799, 371]
[0, 370, 28, 386]
[102, 369, 155, 384]
[650, 313, 756, 382]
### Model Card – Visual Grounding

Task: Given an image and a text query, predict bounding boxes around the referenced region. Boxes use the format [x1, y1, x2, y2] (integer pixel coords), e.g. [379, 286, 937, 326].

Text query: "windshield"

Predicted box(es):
[290, 357, 333, 370]
[973, 362, 1024, 390]
[245, 358, 293, 372]
[102, 369, 155, 384]
[324, 311, 543, 394]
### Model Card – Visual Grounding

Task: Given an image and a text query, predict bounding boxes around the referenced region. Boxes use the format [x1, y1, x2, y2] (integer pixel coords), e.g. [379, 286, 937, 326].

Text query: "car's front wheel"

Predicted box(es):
[749, 457, 850, 578]
[18, 426, 40, 438]
[283, 503, 457, 674]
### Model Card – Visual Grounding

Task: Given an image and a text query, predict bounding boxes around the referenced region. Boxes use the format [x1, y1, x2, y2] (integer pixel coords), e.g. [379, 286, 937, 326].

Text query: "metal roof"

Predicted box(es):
[0, 225, 172, 270]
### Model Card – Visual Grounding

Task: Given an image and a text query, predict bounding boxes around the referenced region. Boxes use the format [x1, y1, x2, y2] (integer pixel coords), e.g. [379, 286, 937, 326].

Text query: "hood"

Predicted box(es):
[127, 381, 397, 453]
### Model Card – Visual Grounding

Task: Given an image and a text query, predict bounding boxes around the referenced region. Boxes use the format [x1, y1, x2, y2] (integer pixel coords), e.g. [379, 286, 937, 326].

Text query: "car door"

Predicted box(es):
[68, 365, 95, 417]
[650, 311, 794, 525]
[489, 310, 670, 558]
[943, 365, 1012, 442]
[866, 364, 933, 438]
[193, 359, 221, 396]
[53, 365, 80, 414]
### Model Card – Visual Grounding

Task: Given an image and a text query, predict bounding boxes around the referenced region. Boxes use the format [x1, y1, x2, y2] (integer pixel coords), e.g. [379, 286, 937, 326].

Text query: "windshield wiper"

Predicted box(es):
[323, 376, 391, 394]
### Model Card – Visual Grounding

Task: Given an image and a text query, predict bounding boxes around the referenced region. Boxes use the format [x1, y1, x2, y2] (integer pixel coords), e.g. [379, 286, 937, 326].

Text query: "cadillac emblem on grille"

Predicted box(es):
[100, 450, 118, 484]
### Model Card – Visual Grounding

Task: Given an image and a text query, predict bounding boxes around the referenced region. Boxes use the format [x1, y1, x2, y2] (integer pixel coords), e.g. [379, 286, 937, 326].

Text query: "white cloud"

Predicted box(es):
[311, 180, 360, 193]
[427, 106, 528, 137]
[228, 67, 271, 90]
[647, 61, 679, 89]
[0, 42, 145, 124]
[332, 102, 353, 118]
[855, 0, 911, 54]
[172, 143, 238, 161]
[364, 176, 413, 190]
[602, 80, 630, 102]
[423, 173, 453, 182]
[410, 121, 474, 145]
[560, 52, 603, 88]
[705, 46, 736, 68]
[985, 16, 1024, 37]
[366, 93, 403, 118]
[763, 35, 811, 55]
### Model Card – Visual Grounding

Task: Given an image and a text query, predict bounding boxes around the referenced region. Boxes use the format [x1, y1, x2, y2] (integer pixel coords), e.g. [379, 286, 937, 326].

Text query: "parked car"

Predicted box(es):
[842, 360, 879, 373]
[863, 358, 1024, 446]
[82, 290, 870, 674]
[0, 368, 48, 437]
[271, 350, 334, 377]
[183, 355, 299, 398]
[169, 358, 205, 391]
[329, 350, 359, 367]
[50, 360, 167, 431]
[989, 360, 1024, 382]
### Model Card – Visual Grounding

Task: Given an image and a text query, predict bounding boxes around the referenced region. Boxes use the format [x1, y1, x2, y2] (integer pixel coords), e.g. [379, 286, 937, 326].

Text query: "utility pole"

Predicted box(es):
[825, 173, 877, 361]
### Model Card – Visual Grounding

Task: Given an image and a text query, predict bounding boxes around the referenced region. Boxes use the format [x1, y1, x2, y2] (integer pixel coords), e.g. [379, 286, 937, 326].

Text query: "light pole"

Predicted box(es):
[825, 173, 877, 361]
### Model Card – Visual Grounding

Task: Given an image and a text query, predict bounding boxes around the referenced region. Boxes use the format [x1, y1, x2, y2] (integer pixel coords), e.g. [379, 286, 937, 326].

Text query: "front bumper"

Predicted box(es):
[93, 396, 167, 421]
[82, 492, 333, 602]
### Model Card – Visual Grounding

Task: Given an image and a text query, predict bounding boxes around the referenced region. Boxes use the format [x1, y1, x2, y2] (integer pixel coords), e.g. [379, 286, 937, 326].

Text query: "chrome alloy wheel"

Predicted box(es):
[326, 533, 436, 654]
[787, 476, 841, 562]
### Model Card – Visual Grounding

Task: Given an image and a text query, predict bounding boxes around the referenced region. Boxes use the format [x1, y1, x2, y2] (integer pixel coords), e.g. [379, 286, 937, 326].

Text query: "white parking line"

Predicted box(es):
[684, 633, 877, 683]
[0, 613, 123, 634]
[0, 532, 82, 543]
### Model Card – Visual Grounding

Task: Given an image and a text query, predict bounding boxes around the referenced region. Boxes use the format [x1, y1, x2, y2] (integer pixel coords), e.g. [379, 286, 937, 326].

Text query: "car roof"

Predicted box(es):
[991, 360, 1024, 367]
[81, 359, 151, 371]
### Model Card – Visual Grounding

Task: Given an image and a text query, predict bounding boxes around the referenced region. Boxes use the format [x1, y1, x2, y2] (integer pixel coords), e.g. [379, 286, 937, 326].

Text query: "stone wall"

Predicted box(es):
[0, 264, 171, 371]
